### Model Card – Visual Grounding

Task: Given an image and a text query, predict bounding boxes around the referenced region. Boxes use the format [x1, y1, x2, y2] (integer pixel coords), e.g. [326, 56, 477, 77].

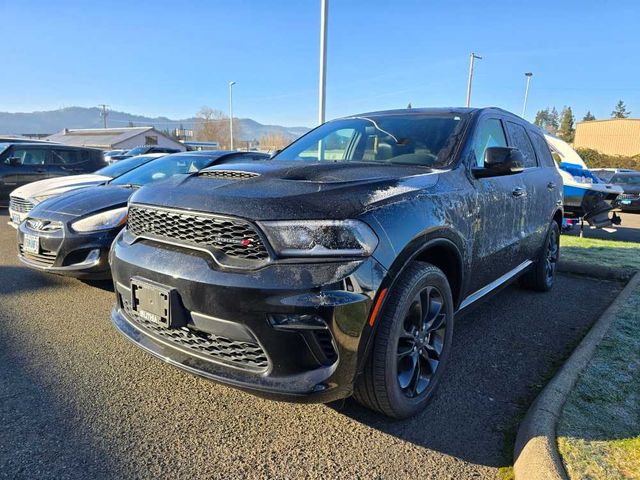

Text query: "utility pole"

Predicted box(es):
[229, 81, 236, 150]
[522, 72, 533, 118]
[318, 0, 328, 125]
[98, 104, 109, 128]
[465, 53, 482, 108]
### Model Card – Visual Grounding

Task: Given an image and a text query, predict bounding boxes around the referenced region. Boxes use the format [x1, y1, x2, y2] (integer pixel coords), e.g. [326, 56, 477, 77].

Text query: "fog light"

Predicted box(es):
[269, 313, 327, 330]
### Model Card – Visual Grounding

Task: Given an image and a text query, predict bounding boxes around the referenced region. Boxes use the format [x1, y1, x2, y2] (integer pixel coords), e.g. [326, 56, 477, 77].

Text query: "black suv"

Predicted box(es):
[110, 108, 562, 418]
[0, 143, 105, 205]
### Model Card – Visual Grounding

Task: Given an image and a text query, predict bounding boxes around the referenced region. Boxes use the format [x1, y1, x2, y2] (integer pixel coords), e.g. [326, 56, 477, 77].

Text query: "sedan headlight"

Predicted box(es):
[258, 220, 378, 257]
[72, 207, 128, 232]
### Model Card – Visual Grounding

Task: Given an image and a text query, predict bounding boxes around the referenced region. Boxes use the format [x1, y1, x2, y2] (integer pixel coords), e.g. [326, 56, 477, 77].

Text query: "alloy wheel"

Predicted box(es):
[396, 286, 447, 398]
[544, 227, 559, 282]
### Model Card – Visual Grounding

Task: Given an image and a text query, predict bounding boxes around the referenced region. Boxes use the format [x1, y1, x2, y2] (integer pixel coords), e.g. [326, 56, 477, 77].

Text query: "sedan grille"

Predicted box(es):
[199, 170, 259, 179]
[122, 299, 269, 371]
[127, 205, 269, 264]
[9, 197, 35, 214]
[19, 245, 57, 267]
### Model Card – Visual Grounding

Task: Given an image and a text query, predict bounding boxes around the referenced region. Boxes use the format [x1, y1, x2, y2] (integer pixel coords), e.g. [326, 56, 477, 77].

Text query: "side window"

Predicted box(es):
[48, 149, 79, 165]
[10, 148, 48, 165]
[472, 118, 507, 167]
[529, 132, 555, 168]
[297, 128, 358, 161]
[505, 122, 537, 168]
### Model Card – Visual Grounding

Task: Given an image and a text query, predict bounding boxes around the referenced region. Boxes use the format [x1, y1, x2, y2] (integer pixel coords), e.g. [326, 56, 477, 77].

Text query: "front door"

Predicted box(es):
[467, 116, 527, 293]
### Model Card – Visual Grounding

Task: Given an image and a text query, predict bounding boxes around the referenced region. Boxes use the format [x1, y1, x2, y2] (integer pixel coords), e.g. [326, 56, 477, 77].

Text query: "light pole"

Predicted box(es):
[465, 52, 482, 108]
[318, 0, 328, 125]
[229, 81, 236, 150]
[522, 72, 533, 118]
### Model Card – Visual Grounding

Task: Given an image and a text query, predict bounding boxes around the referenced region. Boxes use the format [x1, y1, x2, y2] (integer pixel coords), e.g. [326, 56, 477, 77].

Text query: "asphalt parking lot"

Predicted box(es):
[0, 209, 624, 479]
[565, 211, 640, 242]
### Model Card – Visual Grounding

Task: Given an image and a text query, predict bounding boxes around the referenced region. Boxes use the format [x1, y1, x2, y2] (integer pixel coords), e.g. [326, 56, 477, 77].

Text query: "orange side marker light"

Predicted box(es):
[368, 288, 388, 327]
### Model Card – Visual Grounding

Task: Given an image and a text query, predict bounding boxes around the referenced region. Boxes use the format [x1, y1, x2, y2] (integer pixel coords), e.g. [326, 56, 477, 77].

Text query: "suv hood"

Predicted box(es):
[130, 161, 440, 220]
[29, 184, 135, 219]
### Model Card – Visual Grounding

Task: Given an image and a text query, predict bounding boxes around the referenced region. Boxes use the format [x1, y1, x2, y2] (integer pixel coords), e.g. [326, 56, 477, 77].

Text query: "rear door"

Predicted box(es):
[467, 115, 527, 292]
[47, 148, 91, 177]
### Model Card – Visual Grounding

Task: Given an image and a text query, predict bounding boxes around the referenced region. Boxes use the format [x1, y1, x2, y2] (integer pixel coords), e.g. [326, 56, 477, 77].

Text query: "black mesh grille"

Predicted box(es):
[199, 170, 259, 179]
[9, 197, 35, 214]
[127, 206, 269, 261]
[122, 299, 269, 371]
[19, 245, 57, 267]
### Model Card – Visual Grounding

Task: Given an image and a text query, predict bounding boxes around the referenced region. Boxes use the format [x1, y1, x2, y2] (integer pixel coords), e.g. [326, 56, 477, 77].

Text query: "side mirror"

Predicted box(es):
[8, 156, 22, 166]
[472, 147, 524, 178]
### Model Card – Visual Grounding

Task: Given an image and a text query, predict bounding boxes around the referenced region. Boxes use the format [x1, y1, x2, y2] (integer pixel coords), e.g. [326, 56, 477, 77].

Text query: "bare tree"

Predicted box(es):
[259, 132, 291, 152]
[194, 106, 242, 149]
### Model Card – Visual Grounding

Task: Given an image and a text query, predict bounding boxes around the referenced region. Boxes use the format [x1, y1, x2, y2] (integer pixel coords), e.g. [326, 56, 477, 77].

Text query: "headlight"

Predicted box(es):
[258, 220, 378, 257]
[72, 207, 128, 232]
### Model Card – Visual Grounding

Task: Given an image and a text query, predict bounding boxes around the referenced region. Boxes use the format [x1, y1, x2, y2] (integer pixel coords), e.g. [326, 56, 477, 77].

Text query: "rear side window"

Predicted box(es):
[472, 118, 507, 167]
[49, 149, 79, 165]
[505, 122, 537, 168]
[529, 132, 555, 168]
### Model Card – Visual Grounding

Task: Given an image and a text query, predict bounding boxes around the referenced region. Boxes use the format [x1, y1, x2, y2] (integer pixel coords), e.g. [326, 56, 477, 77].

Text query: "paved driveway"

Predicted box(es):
[0, 210, 622, 479]
[565, 211, 640, 242]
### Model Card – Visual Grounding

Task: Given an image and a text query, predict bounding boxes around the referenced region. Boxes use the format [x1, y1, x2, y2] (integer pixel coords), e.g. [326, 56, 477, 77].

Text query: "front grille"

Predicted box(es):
[19, 245, 57, 267]
[9, 197, 34, 214]
[122, 299, 269, 371]
[128, 205, 269, 262]
[199, 170, 259, 179]
[25, 219, 63, 232]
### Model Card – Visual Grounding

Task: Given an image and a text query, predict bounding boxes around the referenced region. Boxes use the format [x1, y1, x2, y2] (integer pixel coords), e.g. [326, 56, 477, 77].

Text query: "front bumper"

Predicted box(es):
[615, 196, 640, 211]
[110, 230, 387, 403]
[17, 220, 118, 279]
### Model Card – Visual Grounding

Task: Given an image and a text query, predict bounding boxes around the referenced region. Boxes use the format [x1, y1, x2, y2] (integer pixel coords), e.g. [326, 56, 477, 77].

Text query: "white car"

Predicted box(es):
[8, 153, 166, 227]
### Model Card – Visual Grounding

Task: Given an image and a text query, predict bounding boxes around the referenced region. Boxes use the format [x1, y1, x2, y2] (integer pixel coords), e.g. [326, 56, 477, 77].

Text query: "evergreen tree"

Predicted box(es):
[549, 107, 560, 132]
[407, 102, 412, 109]
[611, 100, 630, 118]
[582, 111, 596, 121]
[534, 109, 550, 127]
[557, 106, 575, 142]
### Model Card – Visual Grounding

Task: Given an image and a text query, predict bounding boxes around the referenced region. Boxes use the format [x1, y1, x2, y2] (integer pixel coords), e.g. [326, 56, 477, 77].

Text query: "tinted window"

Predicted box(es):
[505, 121, 537, 168]
[7, 148, 48, 165]
[529, 131, 555, 168]
[472, 118, 507, 167]
[49, 149, 79, 165]
[275, 114, 467, 168]
[611, 175, 640, 185]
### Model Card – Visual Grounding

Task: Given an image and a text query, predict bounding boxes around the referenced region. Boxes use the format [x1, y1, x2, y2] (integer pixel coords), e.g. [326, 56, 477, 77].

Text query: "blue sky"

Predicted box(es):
[2, 0, 639, 127]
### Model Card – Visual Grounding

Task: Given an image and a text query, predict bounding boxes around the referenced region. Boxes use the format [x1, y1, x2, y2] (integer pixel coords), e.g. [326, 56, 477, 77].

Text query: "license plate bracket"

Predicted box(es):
[23, 234, 39, 254]
[131, 277, 186, 329]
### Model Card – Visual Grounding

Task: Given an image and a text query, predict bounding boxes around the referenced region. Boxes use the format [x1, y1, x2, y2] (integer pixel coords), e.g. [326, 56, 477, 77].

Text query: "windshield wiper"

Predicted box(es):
[116, 183, 142, 189]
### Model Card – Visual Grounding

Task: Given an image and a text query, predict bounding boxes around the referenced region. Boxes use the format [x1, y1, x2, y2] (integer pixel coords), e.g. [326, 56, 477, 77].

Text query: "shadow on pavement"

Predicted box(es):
[329, 274, 622, 467]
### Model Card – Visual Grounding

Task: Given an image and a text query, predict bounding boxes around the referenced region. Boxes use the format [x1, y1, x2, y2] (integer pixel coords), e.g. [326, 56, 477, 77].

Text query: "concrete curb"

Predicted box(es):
[558, 259, 636, 282]
[513, 270, 640, 480]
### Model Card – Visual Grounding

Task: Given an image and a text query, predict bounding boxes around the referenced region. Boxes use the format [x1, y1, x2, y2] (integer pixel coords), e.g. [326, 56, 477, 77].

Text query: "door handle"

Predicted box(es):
[547, 182, 557, 190]
[512, 187, 527, 198]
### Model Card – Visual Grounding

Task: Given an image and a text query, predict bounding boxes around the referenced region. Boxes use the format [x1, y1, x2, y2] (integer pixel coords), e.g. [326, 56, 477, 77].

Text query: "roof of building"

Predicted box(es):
[576, 118, 640, 125]
[46, 127, 157, 148]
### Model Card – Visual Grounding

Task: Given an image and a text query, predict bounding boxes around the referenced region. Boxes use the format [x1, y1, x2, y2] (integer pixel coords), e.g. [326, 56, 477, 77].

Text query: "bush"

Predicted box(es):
[575, 148, 640, 170]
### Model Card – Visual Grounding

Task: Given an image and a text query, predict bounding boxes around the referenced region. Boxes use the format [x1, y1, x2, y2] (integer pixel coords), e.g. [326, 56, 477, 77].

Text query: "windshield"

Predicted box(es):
[0, 144, 9, 156]
[95, 154, 160, 178]
[612, 174, 640, 185]
[111, 154, 213, 186]
[126, 147, 147, 156]
[273, 114, 467, 168]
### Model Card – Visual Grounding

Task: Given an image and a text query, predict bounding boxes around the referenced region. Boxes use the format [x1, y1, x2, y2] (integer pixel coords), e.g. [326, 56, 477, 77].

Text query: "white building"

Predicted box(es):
[46, 127, 186, 151]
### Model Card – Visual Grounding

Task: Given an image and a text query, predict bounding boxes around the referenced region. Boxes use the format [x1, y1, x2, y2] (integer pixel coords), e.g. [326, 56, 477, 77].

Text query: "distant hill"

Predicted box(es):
[0, 107, 310, 140]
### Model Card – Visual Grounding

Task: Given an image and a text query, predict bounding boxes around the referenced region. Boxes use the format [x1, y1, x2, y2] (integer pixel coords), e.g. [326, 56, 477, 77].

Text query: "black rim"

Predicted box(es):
[544, 227, 559, 282]
[396, 286, 447, 398]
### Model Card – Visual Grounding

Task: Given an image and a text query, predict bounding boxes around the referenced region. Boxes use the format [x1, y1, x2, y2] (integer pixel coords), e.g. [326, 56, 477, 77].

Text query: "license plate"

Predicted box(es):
[621, 200, 632, 205]
[11, 213, 21, 225]
[23, 234, 39, 254]
[131, 278, 171, 328]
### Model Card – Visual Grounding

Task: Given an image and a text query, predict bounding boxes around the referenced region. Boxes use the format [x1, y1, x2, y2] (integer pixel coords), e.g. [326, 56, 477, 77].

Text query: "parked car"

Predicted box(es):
[104, 149, 130, 164]
[17, 151, 270, 279]
[610, 171, 640, 211]
[0, 142, 105, 206]
[109, 107, 563, 418]
[591, 168, 638, 183]
[8, 154, 167, 227]
[108, 146, 182, 162]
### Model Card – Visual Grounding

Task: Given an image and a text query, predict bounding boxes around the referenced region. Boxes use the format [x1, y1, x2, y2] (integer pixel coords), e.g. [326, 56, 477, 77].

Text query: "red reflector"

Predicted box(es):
[368, 288, 388, 327]
[241, 239, 251, 246]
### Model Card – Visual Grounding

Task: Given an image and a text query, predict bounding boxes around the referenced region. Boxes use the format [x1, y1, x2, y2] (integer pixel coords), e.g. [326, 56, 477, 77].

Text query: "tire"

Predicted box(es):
[520, 220, 560, 292]
[354, 262, 454, 419]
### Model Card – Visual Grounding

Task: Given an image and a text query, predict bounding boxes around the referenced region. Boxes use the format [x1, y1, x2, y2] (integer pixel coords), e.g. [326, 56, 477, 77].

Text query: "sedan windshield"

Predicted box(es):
[111, 155, 212, 186]
[273, 114, 467, 168]
[95, 154, 161, 178]
[612, 174, 640, 185]
[126, 147, 147, 156]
